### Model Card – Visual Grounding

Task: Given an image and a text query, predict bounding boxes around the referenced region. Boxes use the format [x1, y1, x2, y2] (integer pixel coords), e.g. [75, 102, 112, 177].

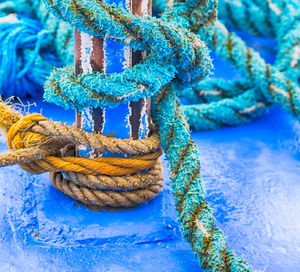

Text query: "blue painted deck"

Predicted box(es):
[0, 33, 299, 271]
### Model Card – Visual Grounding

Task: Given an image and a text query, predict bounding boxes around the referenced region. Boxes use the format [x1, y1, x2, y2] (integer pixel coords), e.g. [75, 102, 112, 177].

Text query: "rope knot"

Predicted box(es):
[0, 101, 164, 208]
[7, 113, 48, 150]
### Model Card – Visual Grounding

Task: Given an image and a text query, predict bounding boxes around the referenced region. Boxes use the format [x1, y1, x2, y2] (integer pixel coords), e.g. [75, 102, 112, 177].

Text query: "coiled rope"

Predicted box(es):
[181, 0, 300, 130]
[0, 101, 163, 208]
[0, 0, 73, 97]
[0, 0, 299, 271]
[0, 14, 61, 97]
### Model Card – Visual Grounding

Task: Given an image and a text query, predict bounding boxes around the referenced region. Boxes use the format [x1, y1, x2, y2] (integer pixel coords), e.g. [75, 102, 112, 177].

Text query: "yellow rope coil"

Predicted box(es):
[0, 101, 163, 208]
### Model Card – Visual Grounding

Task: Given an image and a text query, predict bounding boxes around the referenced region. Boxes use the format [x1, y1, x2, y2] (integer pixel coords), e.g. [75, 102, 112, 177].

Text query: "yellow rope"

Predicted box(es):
[0, 101, 163, 208]
[20, 151, 162, 175]
[0, 101, 161, 176]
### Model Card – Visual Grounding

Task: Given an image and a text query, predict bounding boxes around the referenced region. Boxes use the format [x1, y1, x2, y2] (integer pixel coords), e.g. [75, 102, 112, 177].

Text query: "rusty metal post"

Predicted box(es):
[74, 0, 152, 157]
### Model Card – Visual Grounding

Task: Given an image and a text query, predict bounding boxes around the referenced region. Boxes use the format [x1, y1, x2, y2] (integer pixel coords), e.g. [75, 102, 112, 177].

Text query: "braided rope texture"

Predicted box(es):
[0, 101, 163, 208]
[181, 0, 300, 130]
[41, 0, 298, 270]
[0, 0, 298, 271]
[152, 0, 299, 130]
[41, 0, 213, 110]
[0, 0, 254, 270]
[0, 0, 298, 130]
[153, 87, 252, 271]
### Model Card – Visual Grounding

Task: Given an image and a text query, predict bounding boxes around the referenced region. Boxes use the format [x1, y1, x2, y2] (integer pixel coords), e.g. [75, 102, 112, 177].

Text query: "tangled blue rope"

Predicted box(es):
[0, 0, 73, 98]
[0, 14, 60, 97]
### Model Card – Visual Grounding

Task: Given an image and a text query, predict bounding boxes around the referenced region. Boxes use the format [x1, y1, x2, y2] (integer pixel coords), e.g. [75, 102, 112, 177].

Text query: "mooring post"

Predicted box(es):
[75, 0, 152, 157]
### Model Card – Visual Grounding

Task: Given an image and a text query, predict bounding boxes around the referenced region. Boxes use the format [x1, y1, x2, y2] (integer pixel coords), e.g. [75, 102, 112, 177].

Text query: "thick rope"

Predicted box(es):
[180, 0, 300, 130]
[0, 101, 163, 208]
[0, 0, 73, 97]
[0, 0, 298, 129]
[50, 161, 163, 208]
[41, 0, 212, 110]
[0, 0, 298, 270]
[153, 86, 252, 271]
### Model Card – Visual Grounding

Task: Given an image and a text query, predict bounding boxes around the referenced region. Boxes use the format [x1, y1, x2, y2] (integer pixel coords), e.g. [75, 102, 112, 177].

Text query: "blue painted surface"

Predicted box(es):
[0, 33, 299, 271]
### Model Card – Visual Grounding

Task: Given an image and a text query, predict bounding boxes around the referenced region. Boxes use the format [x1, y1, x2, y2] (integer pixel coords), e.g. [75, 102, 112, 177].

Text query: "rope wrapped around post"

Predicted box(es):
[0, 101, 163, 208]
[0, 0, 255, 268]
[0, 0, 298, 270]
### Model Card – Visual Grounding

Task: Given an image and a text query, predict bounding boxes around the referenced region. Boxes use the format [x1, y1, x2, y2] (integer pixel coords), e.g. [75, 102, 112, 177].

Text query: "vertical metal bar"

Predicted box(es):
[75, 0, 152, 157]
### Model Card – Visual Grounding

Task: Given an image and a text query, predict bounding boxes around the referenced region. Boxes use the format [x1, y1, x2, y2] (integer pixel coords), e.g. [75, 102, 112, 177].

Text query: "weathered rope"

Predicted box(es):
[41, 0, 212, 110]
[1, 0, 298, 130]
[50, 163, 163, 208]
[0, 0, 73, 65]
[153, 86, 252, 271]
[0, 101, 163, 208]
[0, 0, 74, 98]
[0, 14, 61, 97]
[179, 0, 300, 130]
[0, 0, 298, 271]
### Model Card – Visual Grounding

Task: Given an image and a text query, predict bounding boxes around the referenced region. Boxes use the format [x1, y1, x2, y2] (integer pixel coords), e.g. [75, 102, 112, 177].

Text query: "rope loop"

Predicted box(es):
[0, 101, 163, 207]
[41, 0, 214, 110]
[1, 0, 299, 270]
[182, 0, 300, 130]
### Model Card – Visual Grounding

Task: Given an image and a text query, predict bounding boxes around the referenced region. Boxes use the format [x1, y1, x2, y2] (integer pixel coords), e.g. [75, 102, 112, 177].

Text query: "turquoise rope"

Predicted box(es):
[0, 0, 299, 270]
[44, 58, 178, 110]
[41, 0, 213, 110]
[178, 0, 299, 130]
[152, 0, 299, 130]
[180, 79, 254, 104]
[182, 87, 269, 131]
[153, 86, 252, 271]
[34, 0, 257, 270]
[1, 0, 298, 126]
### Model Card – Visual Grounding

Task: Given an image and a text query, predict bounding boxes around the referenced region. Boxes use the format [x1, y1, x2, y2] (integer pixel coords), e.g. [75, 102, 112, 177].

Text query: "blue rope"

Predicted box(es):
[0, 14, 61, 98]
[0, 0, 299, 271]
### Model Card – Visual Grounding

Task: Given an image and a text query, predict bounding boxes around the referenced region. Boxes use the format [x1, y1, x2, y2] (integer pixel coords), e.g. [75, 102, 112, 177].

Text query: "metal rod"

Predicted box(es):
[74, 0, 152, 158]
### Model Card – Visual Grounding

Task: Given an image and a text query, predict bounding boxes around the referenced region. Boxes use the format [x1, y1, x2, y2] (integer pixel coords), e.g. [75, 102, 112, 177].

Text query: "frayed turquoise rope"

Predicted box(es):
[1, 0, 258, 270]
[182, 88, 269, 131]
[0, 0, 299, 270]
[175, 0, 300, 130]
[181, 18, 300, 130]
[274, 2, 299, 83]
[2, 0, 298, 128]
[153, 87, 253, 271]
[218, 0, 300, 83]
[42, 0, 257, 270]
[180, 79, 254, 104]
[209, 21, 300, 116]
[44, 55, 177, 110]
[179, 79, 270, 130]
[121, 0, 299, 131]
[0, 0, 299, 125]
[41, 0, 213, 110]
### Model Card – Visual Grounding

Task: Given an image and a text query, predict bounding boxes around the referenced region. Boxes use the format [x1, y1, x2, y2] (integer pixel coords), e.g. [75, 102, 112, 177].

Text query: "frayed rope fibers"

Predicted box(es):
[0, 0, 299, 271]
